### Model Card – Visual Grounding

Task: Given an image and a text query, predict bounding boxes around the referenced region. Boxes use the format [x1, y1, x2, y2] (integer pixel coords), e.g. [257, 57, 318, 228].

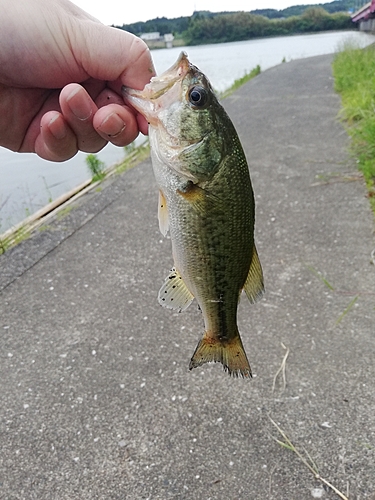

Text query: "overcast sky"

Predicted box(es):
[70, 0, 326, 26]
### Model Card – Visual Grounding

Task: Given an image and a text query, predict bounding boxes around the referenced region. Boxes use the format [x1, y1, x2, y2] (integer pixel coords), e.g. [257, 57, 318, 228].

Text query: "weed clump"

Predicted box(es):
[86, 154, 106, 183]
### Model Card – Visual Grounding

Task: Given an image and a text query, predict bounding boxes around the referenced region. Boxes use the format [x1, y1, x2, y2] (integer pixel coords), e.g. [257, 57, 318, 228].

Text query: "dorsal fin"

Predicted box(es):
[243, 245, 264, 303]
[158, 267, 194, 312]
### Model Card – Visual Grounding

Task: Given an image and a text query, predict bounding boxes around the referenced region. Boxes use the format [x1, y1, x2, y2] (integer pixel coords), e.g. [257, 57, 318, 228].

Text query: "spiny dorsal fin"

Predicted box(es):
[158, 267, 194, 312]
[158, 190, 169, 236]
[243, 245, 264, 304]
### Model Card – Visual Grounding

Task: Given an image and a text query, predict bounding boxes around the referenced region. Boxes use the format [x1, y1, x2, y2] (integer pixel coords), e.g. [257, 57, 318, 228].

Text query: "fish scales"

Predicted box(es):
[124, 52, 264, 377]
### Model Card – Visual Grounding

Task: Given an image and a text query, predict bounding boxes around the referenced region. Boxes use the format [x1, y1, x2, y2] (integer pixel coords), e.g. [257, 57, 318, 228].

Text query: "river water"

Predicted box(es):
[1, 30, 374, 232]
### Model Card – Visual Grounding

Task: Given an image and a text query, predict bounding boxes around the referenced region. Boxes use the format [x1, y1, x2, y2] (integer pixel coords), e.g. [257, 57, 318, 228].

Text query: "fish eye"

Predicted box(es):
[188, 86, 208, 108]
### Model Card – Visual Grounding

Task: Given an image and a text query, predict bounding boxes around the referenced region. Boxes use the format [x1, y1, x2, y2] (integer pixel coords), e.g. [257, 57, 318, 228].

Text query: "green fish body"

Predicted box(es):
[124, 52, 264, 377]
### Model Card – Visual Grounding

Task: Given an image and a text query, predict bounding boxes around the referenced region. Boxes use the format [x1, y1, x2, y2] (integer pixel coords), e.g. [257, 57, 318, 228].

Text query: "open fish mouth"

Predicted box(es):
[122, 52, 192, 123]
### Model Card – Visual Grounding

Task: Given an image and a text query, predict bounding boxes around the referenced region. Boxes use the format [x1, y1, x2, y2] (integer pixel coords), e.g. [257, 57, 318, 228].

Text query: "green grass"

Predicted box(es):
[332, 43, 375, 214]
[0, 226, 30, 255]
[221, 65, 261, 98]
[306, 265, 334, 290]
[85, 154, 106, 183]
[56, 205, 73, 220]
[335, 295, 359, 327]
[116, 141, 150, 174]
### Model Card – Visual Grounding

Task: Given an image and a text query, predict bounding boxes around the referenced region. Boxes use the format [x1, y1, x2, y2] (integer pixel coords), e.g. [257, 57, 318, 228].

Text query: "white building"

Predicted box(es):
[140, 32, 175, 48]
[164, 33, 174, 49]
[140, 32, 161, 41]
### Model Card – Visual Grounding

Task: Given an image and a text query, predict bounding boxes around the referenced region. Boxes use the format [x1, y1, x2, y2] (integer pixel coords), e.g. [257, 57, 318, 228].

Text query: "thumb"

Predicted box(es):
[72, 22, 155, 90]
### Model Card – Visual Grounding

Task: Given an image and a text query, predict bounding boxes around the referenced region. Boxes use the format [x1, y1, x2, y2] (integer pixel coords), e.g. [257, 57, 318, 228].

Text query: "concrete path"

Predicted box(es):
[1, 54, 374, 499]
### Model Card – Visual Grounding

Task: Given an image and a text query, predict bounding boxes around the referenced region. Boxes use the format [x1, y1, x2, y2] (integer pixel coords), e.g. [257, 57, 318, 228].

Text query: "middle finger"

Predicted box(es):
[59, 83, 107, 153]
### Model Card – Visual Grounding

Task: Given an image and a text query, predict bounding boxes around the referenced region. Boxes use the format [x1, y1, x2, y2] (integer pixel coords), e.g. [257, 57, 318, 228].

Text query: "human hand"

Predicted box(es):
[0, 0, 155, 162]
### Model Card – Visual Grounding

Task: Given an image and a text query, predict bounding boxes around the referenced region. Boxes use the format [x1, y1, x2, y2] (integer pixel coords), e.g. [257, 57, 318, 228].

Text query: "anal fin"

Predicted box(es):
[158, 267, 194, 312]
[243, 245, 264, 303]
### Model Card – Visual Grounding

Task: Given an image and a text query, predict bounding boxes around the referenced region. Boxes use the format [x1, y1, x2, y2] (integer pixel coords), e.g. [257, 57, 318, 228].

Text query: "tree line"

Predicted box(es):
[117, 1, 356, 45]
[183, 8, 352, 45]
[252, 0, 356, 18]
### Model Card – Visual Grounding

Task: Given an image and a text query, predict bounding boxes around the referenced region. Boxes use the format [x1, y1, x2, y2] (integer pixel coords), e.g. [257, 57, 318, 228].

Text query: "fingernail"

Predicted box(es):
[67, 87, 92, 120]
[48, 114, 66, 140]
[97, 113, 126, 138]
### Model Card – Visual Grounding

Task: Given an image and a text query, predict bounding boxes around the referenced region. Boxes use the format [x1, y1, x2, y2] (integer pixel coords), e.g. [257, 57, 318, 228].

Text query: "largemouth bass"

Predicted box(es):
[124, 52, 264, 377]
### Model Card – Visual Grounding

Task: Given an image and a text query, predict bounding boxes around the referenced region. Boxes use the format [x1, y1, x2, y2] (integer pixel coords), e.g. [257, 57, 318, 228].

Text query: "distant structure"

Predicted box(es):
[164, 34, 174, 49]
[140, 32, 175, 49]
[140, 32, 160, 41]
[352, 0, 375, 31]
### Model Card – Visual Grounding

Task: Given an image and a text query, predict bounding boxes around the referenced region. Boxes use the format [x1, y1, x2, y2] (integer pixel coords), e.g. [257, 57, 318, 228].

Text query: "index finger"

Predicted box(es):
[78, 24, 156, 91]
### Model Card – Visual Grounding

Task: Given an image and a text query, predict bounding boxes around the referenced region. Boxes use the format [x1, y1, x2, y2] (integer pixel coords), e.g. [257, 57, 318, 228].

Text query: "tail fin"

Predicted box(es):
[189, 332, 252, 378]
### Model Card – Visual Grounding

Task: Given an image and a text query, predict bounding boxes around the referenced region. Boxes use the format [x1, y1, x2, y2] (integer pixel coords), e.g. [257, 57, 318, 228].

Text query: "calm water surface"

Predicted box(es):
[1, 31, 374, 232]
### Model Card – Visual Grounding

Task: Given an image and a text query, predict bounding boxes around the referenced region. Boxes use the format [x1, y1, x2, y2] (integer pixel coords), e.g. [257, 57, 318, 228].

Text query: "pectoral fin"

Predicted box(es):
[243, 245, 264, 303]
[177, 181, 220, 214]
[158, 190, 169, 236]
[158, 267, 194, 312]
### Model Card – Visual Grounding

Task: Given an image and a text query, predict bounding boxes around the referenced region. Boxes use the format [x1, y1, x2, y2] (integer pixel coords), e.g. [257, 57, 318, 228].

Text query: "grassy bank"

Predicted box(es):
[221, 65, 261, 99]
[332, 44, 375, 214]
